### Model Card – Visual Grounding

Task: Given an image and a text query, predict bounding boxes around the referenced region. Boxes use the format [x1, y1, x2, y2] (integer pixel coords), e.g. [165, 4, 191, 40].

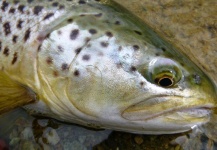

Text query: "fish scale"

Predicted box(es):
[0, 0, 216, 134]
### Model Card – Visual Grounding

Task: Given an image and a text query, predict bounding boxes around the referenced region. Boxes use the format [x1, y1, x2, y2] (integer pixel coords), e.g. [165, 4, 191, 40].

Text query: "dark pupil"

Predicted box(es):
[158, 77, 173, 87]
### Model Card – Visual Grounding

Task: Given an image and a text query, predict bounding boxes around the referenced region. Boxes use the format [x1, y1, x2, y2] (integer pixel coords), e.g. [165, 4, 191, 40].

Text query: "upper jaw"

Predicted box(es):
[122, 95, 215, 121]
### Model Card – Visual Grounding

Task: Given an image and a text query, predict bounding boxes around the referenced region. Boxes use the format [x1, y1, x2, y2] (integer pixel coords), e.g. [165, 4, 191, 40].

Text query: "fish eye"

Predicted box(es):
[154, 75, 174, 87]
[141, 58, 182, 88]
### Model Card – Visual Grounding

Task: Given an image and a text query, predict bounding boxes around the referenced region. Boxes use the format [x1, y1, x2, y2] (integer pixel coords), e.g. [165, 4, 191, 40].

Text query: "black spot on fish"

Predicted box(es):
[82, 54, 90, 61]
[46, 57, 53, 65]
[59, 5, 65, 10]
[95, 13, 102, 17]
[11, 52, 18, 65]
[130, 66, 137, 72]
[115, 21, 121, 25]
[43, 13, 54, 20]
[101, 42, 109, 47]
[67, 18, 73, 23]
[74, 69, 80, 76]
[57, 30, 62, 35]
[53, 71, 59, 77]
[57, 45, 64, 52]
[12, 35, 18, 43]
[52, 2, 59, 7]
[38, 44, 42, 52]
[0, 41, 2, 51]
[1, 1, 9, 11]
[134, 30, 142, 35]
[13, 0, 20, 4]
[75, 47, 82, 54]
[89, 29, 97, 34]
[18, 5, 25, 13]
[3, 47, 9, 56]
[161, 47, 166, 52]
[78, 0, 86, 4]
[33, 6, 43, 15]
[9, 7, 16, 13]
[118, 46, 122, 51]
[140, 81, 144, 86]
[27, 0, 34, 3]
[24, 28, 31, 42]
[155, 53, 160, 56]
[3, 22, 11, 36]
[61, 63, 69, 71]
[70, 29, 79, 40]
[106, 31, 113, 37]
[17, 19, 24, 29]
[133, 45, 140, 51]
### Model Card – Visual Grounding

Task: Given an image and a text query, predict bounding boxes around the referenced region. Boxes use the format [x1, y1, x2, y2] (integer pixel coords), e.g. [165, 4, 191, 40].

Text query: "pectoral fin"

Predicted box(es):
[0, 72, 36, 114]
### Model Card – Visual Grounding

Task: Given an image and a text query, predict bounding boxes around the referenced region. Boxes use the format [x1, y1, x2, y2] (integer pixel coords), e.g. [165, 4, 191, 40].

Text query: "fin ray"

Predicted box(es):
[0, 72, 36, 114]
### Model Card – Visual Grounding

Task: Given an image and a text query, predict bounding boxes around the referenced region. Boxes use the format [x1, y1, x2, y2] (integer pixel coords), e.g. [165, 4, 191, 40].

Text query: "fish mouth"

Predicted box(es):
[122, 96, 215, 121]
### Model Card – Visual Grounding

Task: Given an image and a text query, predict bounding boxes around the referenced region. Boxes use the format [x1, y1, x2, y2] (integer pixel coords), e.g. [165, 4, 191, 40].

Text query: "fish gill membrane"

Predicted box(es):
[0, 0, 216, 134]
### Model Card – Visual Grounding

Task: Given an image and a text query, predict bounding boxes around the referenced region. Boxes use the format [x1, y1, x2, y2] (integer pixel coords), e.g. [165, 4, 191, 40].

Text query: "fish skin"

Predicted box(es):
[0, 0, 216, 134]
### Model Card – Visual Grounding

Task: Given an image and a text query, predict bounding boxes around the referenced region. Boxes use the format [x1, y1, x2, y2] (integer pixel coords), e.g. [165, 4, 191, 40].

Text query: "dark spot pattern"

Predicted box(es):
[1, 1, 9, 11]
[0, 41, 2, 51]
[24, 28, 31, 42]
[17, 19, 24, 29]
[78, 0, 86, 4]
[101, 42, 108, 47]
[70, 29, 79, 40]
[95, 13, 102, 17]
[61, 63, 69, 70]
[13, 0, 19, 4]
[89, 29, 97, 34]
[27, 0, 34, 3]
[33, 6, 43, 15]
[67, 18, 73, 23]
[12, 35, 18, 43]
[53, 71, 59, 77]
[59, 5, 65, 10]
[3, 22, 11, 36]
[52, 2, 59, 7]
[57, 45, 64, 52]
[43, 13, 54, 20]
[134, 30, 142, 35]
[9, 7, 16, 13]
[106, 31, 113, 37]
[155, 53, 160, 56]
[18, 5, 25, 13]
[75, 47, 82, 54]
[11, 52, 18, 64]
[130, 66, 137, 72]
[3, 47, 9, 56]
[115, 21, 120, 25]
[46, 57, 53, 65]
[74, 70, 80, 76]
[82, 54, 90, 61]
[133, 45, 140, 51]
[140, 82, 144, 86]
[161, 47, 166, 52]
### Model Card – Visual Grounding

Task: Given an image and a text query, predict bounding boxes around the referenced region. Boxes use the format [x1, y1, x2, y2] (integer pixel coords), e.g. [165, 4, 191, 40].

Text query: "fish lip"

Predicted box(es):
[122, 95, 215, 121]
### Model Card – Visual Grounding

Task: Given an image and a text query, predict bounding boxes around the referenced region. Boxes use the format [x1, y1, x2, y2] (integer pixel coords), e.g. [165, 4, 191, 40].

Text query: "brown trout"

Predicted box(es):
[0, 0, 216, 134]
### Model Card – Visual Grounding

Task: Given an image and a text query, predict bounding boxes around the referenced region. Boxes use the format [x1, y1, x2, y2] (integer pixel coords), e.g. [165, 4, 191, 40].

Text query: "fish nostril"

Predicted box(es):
[193, 74, 201, 85]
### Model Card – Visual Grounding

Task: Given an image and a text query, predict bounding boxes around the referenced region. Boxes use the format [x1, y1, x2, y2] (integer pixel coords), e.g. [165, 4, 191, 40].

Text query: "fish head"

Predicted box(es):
[36, 3, 217, 134]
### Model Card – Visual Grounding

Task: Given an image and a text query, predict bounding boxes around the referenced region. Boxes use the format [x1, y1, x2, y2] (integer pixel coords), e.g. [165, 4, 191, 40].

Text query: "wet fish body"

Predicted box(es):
[0, 0, 216, 134]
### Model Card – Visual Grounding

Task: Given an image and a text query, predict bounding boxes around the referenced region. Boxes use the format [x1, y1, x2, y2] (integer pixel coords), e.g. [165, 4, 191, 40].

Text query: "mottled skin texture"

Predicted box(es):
[0, 0, 216, 134]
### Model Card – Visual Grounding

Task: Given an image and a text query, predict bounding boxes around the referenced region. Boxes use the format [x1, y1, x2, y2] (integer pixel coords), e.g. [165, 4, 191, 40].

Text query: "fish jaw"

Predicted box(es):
[122, 96, 214, 122]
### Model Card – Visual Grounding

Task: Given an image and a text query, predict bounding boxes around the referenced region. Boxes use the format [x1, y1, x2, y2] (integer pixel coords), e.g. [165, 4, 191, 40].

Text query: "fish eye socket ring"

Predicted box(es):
[154, 75, 174, 87]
